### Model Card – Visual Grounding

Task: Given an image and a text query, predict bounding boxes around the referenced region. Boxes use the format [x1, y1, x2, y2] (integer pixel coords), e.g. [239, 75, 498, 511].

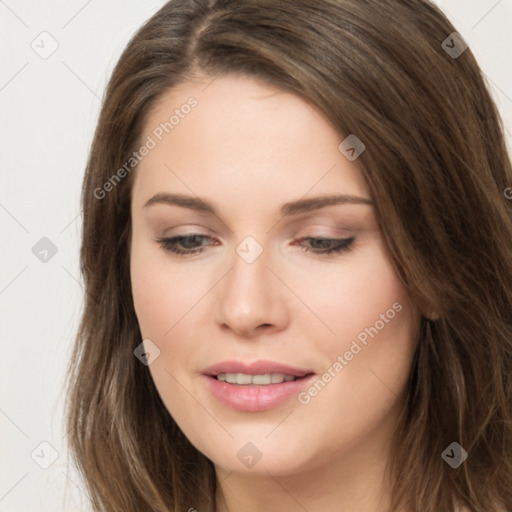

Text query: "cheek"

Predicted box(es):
[130, 258, 168, 339]
[304, 242, 415, 349]
[130, 240, 205, 340]
[292, 255, 419, 457]
[313, 255, 418, 389]
[306, 243, 420, 403]
[130, 245, 200, 414]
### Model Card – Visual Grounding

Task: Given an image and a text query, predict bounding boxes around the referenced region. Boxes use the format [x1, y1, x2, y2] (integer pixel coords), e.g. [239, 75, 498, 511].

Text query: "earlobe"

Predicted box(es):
[418, 299, 440, 321]
[415, 296, 440, 322]
[422, 309, 440, 321]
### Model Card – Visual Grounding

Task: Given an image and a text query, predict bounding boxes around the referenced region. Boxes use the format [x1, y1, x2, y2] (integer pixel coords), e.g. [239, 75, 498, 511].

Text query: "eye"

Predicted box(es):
[155, 234, 214, 256]
[155, 234, 355, 257]
[294, 236, 355, 256]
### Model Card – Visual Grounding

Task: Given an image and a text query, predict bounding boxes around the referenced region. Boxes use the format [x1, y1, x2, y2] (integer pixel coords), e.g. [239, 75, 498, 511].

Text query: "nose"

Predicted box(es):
[215, 241, 290, 338]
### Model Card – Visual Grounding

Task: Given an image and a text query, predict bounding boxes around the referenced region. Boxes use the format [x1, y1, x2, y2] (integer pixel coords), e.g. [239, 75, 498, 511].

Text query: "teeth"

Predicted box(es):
[236, 373, 252, 385]
[216, 373, 297, 385]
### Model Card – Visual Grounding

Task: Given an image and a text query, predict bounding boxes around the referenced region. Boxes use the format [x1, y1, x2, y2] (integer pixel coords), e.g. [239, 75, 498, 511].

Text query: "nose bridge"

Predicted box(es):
[215, 234, 288, 335]
[225, 234, 272, 309]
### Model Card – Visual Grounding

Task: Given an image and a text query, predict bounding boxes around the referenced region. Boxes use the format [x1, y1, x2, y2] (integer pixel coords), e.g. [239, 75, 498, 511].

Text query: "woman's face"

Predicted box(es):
[130, 74, 421, 477]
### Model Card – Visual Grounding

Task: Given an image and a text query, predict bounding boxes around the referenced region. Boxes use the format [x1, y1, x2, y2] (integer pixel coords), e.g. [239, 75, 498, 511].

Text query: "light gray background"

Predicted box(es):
[1, 1, 511, 510]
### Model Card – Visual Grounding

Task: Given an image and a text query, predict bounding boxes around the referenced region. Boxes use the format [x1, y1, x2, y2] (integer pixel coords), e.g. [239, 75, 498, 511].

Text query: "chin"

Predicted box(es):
[203, 439, 317, 477]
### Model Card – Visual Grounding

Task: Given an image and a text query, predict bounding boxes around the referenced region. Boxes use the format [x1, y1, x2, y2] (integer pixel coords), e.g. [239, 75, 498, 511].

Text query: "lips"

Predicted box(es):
[201, 359, 316, 412]
[202, 359, 314, 378]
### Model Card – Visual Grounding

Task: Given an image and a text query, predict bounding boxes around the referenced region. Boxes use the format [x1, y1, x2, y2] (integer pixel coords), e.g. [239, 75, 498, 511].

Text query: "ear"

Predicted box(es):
[417, 296, 440, 321]
[422, 307, 440, 321]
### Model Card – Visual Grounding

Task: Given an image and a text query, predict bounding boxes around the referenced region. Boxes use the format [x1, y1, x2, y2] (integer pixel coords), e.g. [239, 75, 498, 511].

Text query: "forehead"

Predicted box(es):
[131, 74, 370, 211]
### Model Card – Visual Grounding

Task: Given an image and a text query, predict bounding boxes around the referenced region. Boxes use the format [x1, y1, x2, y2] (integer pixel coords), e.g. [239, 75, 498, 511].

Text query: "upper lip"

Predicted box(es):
[202, 360, 315, 377]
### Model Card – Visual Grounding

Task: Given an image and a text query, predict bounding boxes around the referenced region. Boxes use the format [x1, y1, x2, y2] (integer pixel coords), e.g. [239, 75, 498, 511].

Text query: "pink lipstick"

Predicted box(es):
[202, 360, 316, 412]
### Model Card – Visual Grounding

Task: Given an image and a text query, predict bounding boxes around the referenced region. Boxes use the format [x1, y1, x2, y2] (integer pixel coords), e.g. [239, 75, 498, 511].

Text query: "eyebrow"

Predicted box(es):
[143, 192, 372, 216]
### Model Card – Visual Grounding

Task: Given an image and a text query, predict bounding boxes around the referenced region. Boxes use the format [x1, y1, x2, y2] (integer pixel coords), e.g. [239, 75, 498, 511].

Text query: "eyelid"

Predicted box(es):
[294, 226, 356, 240]
[157, 226, 214, 239]
[156, 222, 357, 245]
[155, 232, 356, 258]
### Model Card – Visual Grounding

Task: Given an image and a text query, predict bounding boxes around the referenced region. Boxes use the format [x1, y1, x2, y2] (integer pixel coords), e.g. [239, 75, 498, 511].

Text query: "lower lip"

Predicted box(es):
[203, 374, 316, 412]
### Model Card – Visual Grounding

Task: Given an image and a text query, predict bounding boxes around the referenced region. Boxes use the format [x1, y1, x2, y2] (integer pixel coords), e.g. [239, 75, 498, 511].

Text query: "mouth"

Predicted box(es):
[212, 372, 314, 385]
[202, 364, 317, 412]
[202, 359, 314, 380]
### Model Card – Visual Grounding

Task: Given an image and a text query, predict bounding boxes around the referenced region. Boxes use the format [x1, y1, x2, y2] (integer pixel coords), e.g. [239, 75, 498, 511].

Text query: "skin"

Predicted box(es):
[130, 74, 424, 512]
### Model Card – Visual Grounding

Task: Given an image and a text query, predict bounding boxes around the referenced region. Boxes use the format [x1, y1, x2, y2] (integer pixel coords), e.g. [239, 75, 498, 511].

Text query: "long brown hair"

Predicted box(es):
[65, 1, 512, 510]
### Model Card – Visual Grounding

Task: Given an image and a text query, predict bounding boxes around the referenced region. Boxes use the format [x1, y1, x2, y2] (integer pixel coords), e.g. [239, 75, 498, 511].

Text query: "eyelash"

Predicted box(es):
[155, 234, 355, 257]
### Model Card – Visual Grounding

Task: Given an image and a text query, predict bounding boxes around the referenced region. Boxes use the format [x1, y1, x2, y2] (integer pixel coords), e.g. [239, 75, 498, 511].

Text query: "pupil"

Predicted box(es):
[313, 239, 331, 249]
[182, 235, 202, 248]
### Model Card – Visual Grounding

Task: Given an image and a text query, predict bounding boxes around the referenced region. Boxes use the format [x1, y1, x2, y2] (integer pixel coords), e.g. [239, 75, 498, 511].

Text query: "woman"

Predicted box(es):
[66, 1, 512, 511]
